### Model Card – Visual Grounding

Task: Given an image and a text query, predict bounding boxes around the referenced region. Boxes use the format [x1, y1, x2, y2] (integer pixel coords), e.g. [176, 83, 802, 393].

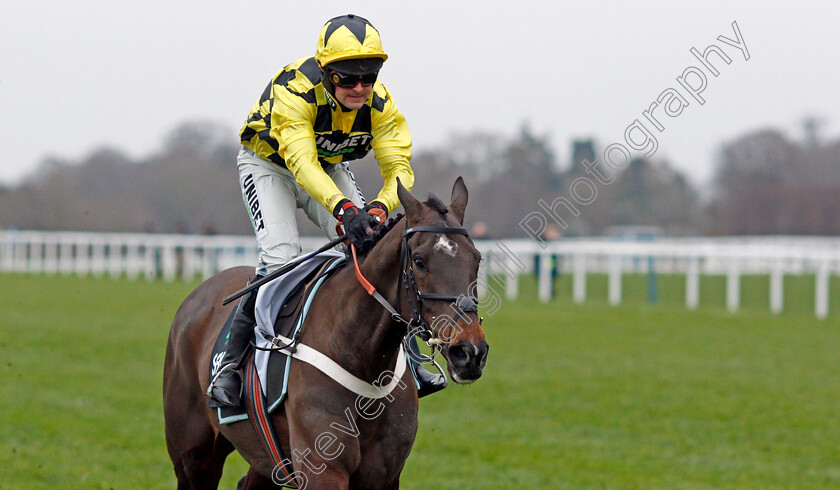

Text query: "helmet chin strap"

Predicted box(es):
[320, 66, 336, 96]
[320, 71, 354, 112]
[319, 67, 341, 109]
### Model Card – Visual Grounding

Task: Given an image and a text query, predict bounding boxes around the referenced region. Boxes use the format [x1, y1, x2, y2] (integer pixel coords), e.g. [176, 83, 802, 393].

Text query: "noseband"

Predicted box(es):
[398, 221, 479, 341]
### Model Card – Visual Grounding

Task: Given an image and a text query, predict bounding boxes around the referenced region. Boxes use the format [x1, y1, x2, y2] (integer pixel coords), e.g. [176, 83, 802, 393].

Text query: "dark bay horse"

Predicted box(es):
[164, 178, 489, 489]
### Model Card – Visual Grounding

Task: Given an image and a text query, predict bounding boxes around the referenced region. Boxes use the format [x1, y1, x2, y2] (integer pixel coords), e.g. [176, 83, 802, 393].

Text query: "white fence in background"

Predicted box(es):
[2, 230, 840, 318]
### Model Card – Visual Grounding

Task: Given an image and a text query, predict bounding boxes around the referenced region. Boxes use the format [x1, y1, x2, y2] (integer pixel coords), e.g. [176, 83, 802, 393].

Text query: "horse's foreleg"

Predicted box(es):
[165, 371, 232, 490]
[383, 473, 401, 489]
[168, 437, 232, 489]
[235, 467, 279, 490]
[235, 465, 349, 490]
[166, 415, 233, 489]
[297, 468, 350, 490]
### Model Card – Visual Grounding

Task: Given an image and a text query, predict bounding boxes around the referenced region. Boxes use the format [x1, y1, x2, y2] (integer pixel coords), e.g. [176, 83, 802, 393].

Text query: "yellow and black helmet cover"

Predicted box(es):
[315, 14, 388, 68]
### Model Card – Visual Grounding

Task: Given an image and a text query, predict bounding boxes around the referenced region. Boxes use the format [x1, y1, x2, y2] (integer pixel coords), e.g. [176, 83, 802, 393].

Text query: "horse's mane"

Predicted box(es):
[371, 213, 405, 244]
[425, 195, 448, 216]
[367, 195, 448, 248]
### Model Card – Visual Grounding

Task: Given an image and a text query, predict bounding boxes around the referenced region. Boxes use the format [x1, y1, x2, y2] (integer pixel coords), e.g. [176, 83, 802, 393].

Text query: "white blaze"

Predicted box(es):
[433, 235, 458, 257]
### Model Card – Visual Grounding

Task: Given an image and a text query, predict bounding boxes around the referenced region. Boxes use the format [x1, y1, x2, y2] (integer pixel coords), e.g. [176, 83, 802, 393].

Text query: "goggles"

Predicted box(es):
[329, 69, 378, 88]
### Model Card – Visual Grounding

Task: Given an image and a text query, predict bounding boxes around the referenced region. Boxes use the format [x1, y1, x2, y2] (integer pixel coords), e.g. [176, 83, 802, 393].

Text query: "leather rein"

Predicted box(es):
[351, 219, 479, 347]
[254, 217, 480, 400]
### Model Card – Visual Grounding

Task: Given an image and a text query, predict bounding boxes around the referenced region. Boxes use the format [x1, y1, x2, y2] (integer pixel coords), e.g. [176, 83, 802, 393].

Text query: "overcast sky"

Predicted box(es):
[1, 0, 836, 187]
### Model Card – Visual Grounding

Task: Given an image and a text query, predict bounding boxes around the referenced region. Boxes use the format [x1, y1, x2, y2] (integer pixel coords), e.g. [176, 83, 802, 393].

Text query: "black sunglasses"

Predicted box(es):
[329, 70, 378, 88]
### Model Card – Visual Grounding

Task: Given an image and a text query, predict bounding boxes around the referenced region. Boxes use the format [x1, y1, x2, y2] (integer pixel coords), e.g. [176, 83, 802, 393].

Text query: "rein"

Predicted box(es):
[351, 219, 479, 346]
[258, 216, 479, 398]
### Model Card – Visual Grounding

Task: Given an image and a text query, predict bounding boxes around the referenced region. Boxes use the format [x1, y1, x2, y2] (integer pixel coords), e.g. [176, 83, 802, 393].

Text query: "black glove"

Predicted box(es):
[363, 201, 388, 219]
[333, 198, 376, 253]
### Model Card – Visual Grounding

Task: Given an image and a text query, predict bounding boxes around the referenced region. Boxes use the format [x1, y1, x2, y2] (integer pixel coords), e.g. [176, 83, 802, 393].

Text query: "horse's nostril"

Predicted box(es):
[447, 343, 470, 368]
[478, 342, 489, 369]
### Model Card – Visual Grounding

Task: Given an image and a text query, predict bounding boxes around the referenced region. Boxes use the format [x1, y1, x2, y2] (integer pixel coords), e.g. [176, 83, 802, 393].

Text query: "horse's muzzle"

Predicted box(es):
[445, 340, 489, 383]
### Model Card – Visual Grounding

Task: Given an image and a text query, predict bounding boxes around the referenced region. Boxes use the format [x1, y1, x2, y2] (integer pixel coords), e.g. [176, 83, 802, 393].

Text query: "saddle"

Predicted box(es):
[209, 251, 345, 423]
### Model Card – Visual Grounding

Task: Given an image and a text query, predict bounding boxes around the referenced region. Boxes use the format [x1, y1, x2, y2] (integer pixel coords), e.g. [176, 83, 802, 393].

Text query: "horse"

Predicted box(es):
[163, 177, 489, 489]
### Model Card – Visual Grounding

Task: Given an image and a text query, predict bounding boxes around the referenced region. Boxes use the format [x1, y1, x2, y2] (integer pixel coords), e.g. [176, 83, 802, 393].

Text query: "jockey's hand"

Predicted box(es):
[333, 199, 377, 253]
[363, 201, 388, 223]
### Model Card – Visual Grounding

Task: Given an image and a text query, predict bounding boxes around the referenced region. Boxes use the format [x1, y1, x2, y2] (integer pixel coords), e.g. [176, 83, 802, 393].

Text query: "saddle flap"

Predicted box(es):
[210, 252, 346, 423]
[254, 250, 344, 340]
[272, 282, 306, 339]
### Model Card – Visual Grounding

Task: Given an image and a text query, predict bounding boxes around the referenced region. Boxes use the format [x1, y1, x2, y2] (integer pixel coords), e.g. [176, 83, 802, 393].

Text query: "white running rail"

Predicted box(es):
[2, 231, 839, 318]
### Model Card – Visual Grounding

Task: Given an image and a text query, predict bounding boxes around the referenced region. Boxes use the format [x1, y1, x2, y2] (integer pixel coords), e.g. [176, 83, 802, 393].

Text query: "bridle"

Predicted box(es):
[352, 218, 480, 348]
[251, 216, 481, 394]
[242, 217, 483, 405]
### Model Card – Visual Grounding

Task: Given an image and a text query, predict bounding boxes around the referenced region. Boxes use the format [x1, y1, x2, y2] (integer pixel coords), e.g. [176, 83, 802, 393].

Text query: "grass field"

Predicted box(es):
[2, 271, 839, 489]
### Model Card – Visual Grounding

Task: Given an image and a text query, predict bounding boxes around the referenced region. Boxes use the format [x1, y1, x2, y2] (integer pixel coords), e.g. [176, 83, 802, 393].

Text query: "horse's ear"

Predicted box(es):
[449, 176, 468, 224]
[397, 177, 423, 218]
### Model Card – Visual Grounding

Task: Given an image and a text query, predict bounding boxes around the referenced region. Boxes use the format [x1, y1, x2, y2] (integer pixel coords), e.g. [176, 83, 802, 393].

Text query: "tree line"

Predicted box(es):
[0, 119, 836, 238]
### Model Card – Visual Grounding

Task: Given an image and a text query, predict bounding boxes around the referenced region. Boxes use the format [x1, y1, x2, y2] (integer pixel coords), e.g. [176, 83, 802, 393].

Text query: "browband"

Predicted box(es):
[404, 226, 470, 236]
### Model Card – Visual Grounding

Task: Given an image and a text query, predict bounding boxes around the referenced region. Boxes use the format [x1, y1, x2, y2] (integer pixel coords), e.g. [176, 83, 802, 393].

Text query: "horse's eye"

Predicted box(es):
[413, 257, 427, 271]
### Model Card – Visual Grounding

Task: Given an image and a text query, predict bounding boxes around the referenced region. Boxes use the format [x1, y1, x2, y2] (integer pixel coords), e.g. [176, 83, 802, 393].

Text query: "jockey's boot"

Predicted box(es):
[407, 336, 447, 398]
[208, 287, 257, 408]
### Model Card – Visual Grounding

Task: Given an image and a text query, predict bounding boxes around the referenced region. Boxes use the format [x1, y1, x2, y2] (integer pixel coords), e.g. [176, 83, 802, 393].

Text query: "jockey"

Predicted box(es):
[209, 14, 446, 408]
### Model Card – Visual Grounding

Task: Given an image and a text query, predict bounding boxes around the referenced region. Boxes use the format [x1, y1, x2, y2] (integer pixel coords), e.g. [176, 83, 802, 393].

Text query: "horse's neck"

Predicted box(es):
[325, 222, 406, 379]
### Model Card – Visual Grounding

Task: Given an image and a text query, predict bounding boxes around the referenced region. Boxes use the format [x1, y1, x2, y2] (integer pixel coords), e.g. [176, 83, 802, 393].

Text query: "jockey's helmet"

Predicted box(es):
[316, 14, 387, 98]
[316, 14, 388, 67]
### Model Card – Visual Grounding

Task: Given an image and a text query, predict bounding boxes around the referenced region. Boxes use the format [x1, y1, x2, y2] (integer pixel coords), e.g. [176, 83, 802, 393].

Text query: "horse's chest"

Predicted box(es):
[285, 362, 420, 485]
[291, 393, 418, 486]
[353, 409, 419, 485]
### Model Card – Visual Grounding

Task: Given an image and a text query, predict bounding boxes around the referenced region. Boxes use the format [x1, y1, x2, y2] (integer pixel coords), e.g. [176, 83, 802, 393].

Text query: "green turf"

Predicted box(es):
[1, 272, 839, 488]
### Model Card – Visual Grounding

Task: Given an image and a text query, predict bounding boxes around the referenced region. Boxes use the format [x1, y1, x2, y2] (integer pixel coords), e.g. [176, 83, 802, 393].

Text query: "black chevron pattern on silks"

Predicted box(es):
[324, 15, 375, 45]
